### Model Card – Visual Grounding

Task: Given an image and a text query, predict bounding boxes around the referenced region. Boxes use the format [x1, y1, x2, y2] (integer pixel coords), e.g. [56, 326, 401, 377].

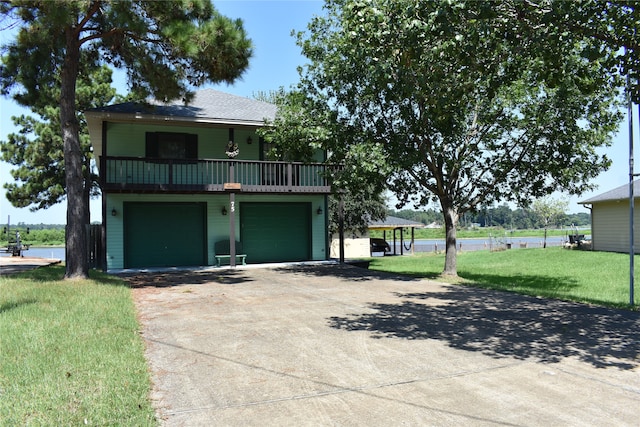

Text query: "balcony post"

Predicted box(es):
[339, 190, 345, 264]
[226, 128, 238, 268]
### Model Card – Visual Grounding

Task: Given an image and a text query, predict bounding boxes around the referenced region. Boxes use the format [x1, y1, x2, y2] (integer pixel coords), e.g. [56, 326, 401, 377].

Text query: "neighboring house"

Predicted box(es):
[424, 221, 441, 229]
[578, 180, 640, 253]
[86, 89, 331, 270]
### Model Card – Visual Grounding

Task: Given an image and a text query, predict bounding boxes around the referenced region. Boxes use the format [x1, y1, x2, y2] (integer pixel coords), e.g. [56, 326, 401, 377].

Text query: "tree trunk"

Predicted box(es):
[61, 29, 88, 279]
[442, 203, 459, 277]
[543, 227, 548, 249]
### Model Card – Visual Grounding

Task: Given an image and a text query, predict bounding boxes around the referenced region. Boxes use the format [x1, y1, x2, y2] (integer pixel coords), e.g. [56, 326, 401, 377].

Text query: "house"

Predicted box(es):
[86, 89, 332, 270]
[578, 180, 640, 253]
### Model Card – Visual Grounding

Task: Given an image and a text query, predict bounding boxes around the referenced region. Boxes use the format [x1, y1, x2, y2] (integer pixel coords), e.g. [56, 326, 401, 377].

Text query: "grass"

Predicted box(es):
[368, 247, 639, 310]
[0, 266, 156, 426]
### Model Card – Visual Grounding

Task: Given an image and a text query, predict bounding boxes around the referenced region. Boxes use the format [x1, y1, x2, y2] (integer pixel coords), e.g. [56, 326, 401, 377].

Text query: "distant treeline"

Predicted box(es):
[2, 224, 66, 246]
[3, 223, 65, 230]
[390, 204, 590, 230]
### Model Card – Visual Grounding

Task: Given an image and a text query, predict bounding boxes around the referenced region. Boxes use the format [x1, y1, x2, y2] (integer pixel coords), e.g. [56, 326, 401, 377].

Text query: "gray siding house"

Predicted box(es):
[579, 180, 640, 253]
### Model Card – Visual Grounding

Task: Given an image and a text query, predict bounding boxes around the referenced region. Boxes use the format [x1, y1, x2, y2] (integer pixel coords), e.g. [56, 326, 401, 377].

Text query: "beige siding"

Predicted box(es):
[330, 232, 371, 258]
[591, 200, 640, 253]
[105, 193, 327, 270]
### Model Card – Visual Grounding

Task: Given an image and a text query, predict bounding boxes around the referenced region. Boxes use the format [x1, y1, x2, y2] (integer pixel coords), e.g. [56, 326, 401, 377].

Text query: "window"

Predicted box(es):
[146, 132, 198, 159]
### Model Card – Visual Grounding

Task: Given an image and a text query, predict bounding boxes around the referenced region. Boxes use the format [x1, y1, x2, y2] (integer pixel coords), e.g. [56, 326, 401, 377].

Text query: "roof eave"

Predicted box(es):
[84, 110, 270, 128]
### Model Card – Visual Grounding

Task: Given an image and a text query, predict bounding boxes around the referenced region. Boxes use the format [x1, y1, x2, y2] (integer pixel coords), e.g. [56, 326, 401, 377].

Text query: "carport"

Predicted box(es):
[369, 216, 424, 255]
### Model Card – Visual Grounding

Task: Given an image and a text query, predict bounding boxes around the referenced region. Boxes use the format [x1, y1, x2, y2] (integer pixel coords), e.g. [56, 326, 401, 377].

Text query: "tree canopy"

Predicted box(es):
[257, 88, 388, 235]
[289, 0, 626, 276]
[0, 0, 252, 278]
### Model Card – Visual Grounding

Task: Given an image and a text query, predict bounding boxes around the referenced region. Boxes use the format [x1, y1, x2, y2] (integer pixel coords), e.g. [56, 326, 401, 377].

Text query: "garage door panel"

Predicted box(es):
[241, 203, 310, 263]
[124, 202, 206, 268]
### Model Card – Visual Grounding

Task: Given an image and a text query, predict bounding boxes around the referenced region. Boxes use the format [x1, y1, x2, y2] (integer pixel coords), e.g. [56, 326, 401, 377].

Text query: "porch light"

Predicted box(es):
[246, 136, 253, 145]
[222, 206, 227, 216]
[317, 206, 323, 215]
[111, 208, 117, 216]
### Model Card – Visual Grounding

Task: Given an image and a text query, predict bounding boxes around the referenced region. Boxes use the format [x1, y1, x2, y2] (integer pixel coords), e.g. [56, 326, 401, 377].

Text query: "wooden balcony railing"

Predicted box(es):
[101, 157, 335, 194]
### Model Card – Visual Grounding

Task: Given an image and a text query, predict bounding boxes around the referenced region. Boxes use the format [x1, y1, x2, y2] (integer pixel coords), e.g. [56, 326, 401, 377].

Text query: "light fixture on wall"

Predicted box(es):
[111, 208, 117, 217]
[246, 136, 253, 145]
[222, 206, 227, 216]
[317, 206, 323, 215]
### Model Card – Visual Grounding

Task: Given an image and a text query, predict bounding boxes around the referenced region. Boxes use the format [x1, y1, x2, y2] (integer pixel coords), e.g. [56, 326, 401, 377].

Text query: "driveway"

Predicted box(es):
[127, 264, 640, 426]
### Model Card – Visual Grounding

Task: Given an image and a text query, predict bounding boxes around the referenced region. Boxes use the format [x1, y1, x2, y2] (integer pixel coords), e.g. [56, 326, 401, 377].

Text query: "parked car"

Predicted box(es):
[370, 238, 391, 253]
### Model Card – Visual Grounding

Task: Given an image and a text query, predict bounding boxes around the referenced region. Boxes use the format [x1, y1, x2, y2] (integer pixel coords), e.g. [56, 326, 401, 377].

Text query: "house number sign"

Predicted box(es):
[230, 201, 235, 213]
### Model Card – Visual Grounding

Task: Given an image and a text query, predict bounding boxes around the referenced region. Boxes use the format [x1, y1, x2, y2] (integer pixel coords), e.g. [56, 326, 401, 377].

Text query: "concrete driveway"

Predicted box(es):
[127, 264, 640, 426]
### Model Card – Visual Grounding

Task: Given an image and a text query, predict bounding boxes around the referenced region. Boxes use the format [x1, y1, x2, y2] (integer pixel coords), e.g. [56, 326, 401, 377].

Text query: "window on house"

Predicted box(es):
[146, 132, 198, 159]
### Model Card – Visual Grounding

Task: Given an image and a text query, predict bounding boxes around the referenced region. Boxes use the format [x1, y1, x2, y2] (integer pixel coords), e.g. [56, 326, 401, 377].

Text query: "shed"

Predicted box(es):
[369, 216, 426, 255]
[578, 180, 640, 253]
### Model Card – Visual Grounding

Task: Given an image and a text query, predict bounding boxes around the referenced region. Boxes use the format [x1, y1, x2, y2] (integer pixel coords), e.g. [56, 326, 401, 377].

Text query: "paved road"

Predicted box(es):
[127, 264, 640, 426]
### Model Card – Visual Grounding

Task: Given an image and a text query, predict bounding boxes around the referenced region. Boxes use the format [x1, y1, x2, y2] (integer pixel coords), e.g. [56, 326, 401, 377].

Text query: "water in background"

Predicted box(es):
[0, 247, 65, 261]
[390, 236, 589, 253]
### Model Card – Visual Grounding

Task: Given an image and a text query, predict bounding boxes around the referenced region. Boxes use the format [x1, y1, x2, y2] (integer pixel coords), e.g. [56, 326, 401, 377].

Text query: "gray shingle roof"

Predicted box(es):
[579, 180, 640, 204]
[369, 216, 425, 229]
[87, 88, 277, 124]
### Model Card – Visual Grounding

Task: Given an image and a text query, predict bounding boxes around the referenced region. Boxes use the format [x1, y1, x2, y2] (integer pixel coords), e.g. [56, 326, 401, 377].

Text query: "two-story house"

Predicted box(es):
[86, 89, 331, 270]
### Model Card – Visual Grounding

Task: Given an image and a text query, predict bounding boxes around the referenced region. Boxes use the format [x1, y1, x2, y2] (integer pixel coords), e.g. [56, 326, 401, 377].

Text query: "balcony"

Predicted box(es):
[101, 156, 335, 194]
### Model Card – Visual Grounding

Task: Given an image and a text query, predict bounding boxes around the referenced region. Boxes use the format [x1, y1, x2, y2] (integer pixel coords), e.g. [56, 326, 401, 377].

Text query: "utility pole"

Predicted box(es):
[628, 73, 637, 306]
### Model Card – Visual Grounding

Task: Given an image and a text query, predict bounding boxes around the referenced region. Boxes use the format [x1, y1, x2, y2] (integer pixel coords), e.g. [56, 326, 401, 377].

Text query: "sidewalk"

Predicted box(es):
[0, 255, 61, 275]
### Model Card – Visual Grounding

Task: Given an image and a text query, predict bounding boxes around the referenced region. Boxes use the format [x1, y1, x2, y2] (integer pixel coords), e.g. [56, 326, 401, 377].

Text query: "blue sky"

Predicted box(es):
[0, 0, 634, 225]
[0, 0, 325, 224]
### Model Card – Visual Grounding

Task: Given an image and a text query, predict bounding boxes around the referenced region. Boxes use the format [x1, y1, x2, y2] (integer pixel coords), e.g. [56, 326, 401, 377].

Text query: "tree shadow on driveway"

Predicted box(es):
[275, 263, 422, 282]
[120, 269, 255, 288]
[329, 285, 640, 369]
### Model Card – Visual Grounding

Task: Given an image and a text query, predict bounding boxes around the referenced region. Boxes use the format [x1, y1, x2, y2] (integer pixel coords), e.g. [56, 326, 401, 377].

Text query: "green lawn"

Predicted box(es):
[368, 247, 638, 310]
[0, 266, 156, 426]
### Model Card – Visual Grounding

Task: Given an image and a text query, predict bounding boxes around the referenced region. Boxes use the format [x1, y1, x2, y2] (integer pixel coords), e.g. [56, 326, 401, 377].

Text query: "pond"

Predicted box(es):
[390, 236, 588, 253]
[1, 247, 65, 261]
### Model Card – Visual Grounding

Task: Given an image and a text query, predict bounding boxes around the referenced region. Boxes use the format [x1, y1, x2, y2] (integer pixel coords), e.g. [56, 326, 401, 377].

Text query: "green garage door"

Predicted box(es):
[124, 202, 206, 268]
[241, 203, 311, 263]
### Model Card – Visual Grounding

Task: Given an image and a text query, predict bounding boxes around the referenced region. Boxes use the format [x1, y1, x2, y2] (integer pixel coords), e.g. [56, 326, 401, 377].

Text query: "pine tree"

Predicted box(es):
[0, 1, 252, 278]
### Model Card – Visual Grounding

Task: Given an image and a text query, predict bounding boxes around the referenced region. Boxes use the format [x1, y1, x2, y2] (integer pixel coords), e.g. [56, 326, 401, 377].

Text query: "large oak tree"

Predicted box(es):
[0, 0, 252, 278]
[293, 0, 626, 276]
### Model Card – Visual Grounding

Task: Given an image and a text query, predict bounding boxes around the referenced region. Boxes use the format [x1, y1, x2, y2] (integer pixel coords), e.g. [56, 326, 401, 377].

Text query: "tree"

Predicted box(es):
[258, 88, 388, 235]
[294, 0, 623, 276]
[506, 1, 640, 102]
[532, 197, 569, 248]
[1, 64, 116, 223]
[0, 1, 252, 279]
